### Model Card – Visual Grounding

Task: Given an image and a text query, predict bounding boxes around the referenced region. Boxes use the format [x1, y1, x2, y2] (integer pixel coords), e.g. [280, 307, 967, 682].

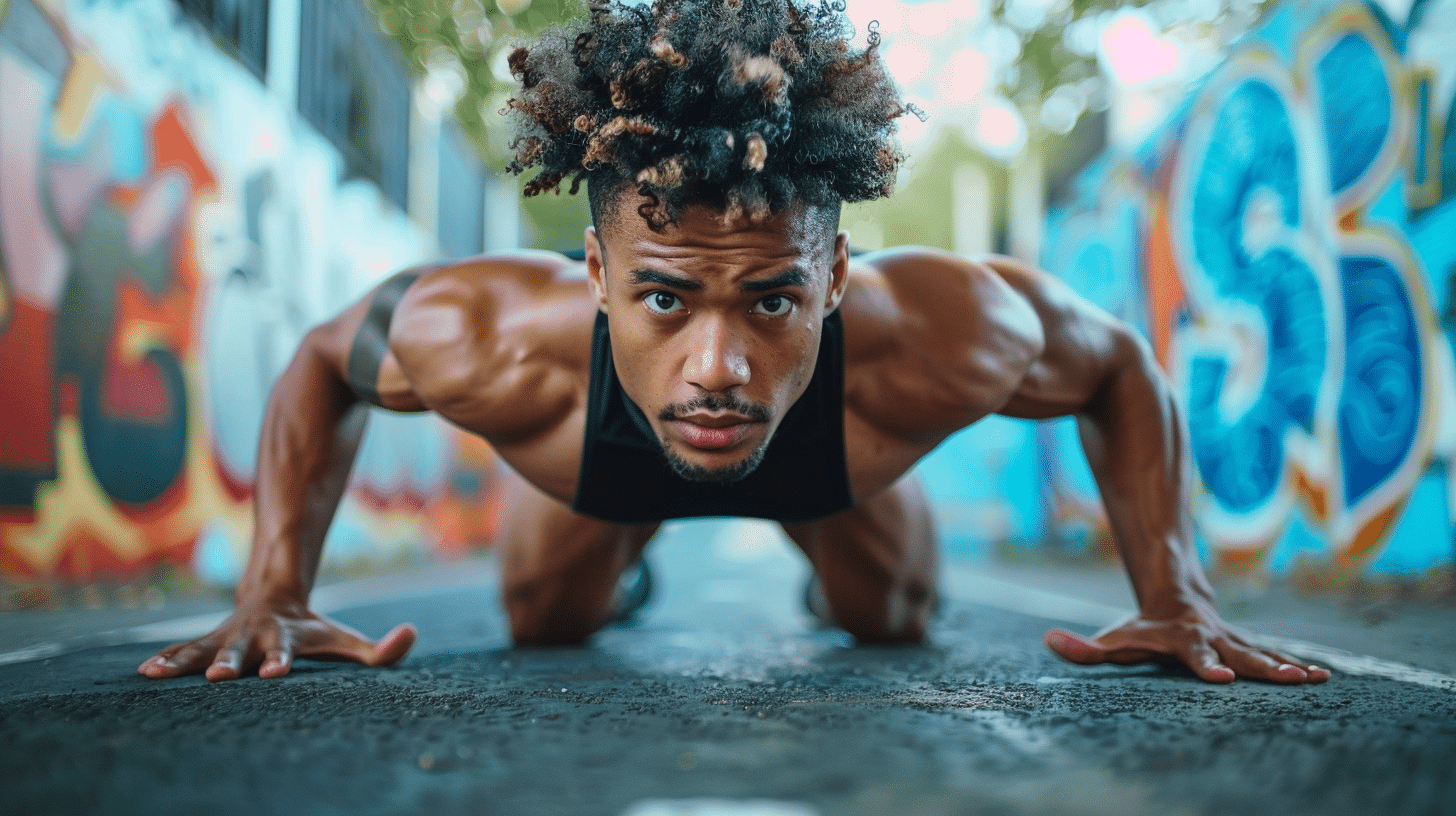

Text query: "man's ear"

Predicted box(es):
[584, 226, 608, 310]
[825, 230, 850, 312]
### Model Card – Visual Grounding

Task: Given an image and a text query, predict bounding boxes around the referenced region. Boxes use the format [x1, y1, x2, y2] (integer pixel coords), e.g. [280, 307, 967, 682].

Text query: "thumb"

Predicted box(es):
[1044, 628, 1109, 665]
[299, 618, 417, 667]
[366, 623, 417, 667]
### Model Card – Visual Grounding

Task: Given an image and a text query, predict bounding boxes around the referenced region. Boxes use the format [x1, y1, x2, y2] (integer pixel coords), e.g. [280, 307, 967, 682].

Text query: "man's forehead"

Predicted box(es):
[597, 197, 837, 263]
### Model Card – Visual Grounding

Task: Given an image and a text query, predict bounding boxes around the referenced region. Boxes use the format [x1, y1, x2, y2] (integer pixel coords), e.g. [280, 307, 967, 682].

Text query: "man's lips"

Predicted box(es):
[667, 413, 761, 450]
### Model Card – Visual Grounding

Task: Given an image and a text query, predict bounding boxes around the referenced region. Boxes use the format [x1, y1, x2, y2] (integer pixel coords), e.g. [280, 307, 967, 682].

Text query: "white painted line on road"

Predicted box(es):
[942, 568, 1128, 629]
[1254, 635, 1456, 693]
[118, 570, 499, 646]
[112, 611, 230, 646]
[0, 640, 74, 666]
[943, 566, 1456, 693]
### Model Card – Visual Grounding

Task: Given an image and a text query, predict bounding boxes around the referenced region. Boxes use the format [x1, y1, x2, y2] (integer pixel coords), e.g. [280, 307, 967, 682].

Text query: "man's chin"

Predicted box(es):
[662, 443, 769, 485]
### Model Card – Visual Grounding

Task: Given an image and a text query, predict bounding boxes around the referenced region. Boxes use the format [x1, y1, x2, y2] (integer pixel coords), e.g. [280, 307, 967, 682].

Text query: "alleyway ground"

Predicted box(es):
[2, 518, 1453, 816]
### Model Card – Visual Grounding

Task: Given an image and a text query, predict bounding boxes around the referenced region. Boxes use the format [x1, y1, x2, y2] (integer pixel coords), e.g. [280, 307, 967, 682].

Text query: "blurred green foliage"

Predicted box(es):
[371, 0, 1276, 156]
[368, 0, 1275, 251]
[989, 0, 1274, 138]
[370, 0, 575, 168]
[995, 0, 1130, 104]
[370, 0, 589, 248]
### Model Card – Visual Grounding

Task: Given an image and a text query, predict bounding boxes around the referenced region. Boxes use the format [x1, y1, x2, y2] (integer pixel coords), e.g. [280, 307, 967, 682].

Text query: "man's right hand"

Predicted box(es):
[137, 598, 417, 683]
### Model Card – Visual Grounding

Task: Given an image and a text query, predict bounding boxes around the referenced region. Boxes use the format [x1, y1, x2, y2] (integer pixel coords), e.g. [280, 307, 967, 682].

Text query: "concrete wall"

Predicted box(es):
[0, 0, 503, 589]
[1037, 0, 1456, 581]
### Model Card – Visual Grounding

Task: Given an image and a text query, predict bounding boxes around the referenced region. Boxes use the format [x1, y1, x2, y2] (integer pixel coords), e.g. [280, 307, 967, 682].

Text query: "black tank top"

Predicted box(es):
[571, 310, 854, 524]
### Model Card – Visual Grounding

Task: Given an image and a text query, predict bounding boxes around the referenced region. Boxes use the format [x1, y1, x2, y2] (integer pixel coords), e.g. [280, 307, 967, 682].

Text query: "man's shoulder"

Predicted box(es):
[841, 247, 1011, 343]
[401, 250, 591, 310]
[395, 251, 596, 342]
[386, 250, 598, 433]
[838, 247, 1044, 444]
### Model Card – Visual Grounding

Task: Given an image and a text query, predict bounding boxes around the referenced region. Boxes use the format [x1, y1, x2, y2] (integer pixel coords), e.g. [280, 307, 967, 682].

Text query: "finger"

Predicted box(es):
[145, 640, 190, 663]
[1047, 627, 1176, 666]
[1044, 629, 1110, 665]
[138, 642, 186, 677]
[1253, 649, 1331, 684]
[1258, 649, 1334, 684]
[138, 654, 178, 678]
[1180, 641, 1236, 684]
[298, 619, 416, 667]
[1217, 634, 1330, 685]
[139, 638, 216, 678]
[259, 630, 295, 680]
[1217, 642, 1309, 683]
[369, 623, 417, 667]
[1217, 638, 1322, 681]
[258, 651, 291, 679]
[205, 639, 249, 683]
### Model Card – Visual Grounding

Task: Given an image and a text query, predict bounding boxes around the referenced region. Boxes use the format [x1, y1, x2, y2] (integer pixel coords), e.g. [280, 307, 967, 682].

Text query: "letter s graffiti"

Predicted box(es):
[1167, 2, 1440, 563]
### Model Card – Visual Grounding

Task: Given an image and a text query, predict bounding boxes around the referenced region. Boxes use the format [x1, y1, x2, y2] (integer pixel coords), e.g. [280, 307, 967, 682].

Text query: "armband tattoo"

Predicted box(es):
[345, 271, 421, 406]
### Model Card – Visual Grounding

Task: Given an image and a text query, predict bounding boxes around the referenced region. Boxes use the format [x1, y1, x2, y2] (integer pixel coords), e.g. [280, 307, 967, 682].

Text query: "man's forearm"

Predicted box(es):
[239, 327, 369, 603]
[1077, 333, 1215, 618]
[136, 319, 420, 683]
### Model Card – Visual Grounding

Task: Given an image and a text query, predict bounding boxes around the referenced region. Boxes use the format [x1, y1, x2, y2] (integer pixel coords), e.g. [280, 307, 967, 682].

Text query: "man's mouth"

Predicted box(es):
[660, 395, 771, 452]
[667, 413, 761, 451]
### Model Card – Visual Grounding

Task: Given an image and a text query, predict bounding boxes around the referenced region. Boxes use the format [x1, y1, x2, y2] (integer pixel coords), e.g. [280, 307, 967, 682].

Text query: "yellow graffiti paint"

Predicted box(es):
[52, 53, 112, 145]
[1405, 67, 1443, 210]
[2, 413, 146, 574]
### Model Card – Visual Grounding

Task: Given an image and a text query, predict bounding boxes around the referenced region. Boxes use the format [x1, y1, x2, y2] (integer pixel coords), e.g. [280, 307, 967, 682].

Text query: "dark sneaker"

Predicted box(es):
[607, 559, 653, 624]
[803, 574, 834, 627]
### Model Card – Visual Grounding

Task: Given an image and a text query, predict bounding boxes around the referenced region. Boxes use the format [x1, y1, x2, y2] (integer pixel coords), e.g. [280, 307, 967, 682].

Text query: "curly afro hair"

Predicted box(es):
[505, 0, 916, 230]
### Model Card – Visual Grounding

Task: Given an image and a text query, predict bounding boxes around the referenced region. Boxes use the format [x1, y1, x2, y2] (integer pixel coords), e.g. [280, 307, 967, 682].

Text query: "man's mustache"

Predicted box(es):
[660, 393, 771, 422]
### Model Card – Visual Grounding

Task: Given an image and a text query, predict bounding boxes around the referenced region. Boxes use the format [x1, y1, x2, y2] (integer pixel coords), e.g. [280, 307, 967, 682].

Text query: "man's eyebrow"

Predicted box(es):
[742, 267, 811, 293]
[628, 269, 702, 291]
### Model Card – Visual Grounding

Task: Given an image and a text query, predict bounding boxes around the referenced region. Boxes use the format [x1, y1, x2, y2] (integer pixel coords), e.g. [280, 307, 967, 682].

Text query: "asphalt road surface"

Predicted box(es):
[3, 519, 1453, 816]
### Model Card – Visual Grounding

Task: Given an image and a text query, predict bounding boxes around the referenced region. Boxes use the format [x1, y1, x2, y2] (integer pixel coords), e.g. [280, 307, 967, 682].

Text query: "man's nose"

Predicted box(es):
[682, 316, 750, 392]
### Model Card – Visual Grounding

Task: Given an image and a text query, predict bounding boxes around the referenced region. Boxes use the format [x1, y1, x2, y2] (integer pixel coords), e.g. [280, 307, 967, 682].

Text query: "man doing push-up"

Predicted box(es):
[139, 0, 1327, 686]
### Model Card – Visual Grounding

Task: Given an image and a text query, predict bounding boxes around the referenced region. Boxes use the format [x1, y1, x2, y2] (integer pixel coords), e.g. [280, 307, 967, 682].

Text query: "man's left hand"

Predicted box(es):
[1043, 606, 1331, 684]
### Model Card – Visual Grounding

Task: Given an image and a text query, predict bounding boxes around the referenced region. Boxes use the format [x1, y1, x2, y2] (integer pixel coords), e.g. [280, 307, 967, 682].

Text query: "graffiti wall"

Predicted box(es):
[0, 0, 501, 589]
[1041, 0, 1456, 579]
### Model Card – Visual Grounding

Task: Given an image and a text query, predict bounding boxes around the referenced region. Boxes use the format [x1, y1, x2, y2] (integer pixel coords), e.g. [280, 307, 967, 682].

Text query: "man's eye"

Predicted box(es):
[645, 291, 684, 315]
[752, 294, 793, 317]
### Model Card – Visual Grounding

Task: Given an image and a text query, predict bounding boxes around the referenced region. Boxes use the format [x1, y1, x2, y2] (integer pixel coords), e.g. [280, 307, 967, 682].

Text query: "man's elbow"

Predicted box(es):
[1082, 319, 1168, 422]
[1106, 320, 1162, 389]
